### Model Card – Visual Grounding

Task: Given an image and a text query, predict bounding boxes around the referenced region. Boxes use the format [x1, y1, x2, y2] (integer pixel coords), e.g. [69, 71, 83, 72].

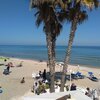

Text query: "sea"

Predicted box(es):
[0, 45, 100, 67]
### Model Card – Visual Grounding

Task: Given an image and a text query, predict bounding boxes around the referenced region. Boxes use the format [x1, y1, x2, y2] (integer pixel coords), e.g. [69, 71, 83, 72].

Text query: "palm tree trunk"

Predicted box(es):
[46, 33, 56, 93]
[60, 18, 78, 92]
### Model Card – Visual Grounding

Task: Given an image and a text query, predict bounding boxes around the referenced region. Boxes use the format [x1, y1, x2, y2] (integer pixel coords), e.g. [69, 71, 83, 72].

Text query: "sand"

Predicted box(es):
[0, 57, 100, 100]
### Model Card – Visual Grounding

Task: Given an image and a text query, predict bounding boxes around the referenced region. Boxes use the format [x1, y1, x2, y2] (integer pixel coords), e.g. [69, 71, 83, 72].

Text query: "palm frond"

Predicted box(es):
[54, 22, 62, 36]
[36, 14, 42, 27]
[93, 0, 100, 8]
[81, 0, 100, 9]
[78, 11, 88, 24]
[30, 0, 55, 8]
[57, 11, 69, 22]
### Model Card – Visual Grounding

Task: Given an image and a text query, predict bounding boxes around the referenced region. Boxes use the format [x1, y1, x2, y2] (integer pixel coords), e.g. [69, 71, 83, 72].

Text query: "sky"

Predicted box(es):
[0, 0, 100, 46]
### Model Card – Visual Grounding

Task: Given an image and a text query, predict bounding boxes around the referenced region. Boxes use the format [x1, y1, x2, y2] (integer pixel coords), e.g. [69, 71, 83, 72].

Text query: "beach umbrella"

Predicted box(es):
[56, 62, 64, 72]
[56, 62, 64, 66]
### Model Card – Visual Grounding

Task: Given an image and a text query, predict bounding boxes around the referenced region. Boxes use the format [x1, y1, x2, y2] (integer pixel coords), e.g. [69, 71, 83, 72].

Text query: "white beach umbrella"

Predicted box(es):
[56, 62, 64, 71]
[56, 62, 64, 65]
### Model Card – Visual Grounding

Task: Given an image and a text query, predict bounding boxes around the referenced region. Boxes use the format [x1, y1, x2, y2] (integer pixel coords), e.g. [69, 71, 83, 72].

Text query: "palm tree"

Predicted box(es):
[60, 0, 99, 91]
[30, 0, 62, 92]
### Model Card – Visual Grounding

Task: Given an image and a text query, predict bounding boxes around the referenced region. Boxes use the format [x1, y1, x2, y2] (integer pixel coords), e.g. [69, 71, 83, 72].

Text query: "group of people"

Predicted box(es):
[39, 69, 47, 81]
[32, 69, 48, 95]
[3, 62, 14, 75]
[33, 80, 47, 95]
[85, 87, 98, 100]
[3, 61, 23, 75]
[70, 83, 98, 99]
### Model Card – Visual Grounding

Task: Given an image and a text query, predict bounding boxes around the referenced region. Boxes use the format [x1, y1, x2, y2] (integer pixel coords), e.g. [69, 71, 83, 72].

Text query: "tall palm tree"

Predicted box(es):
[60, 0, 99, 91]
[30, 0, 62, 92]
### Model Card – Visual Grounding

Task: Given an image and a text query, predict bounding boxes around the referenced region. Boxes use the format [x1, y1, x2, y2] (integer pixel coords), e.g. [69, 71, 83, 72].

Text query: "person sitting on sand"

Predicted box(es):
[39, 71, 42, 78]
[38, 81, 46, 94]
[17, 61, 23, 67]
[9, 62, 14, 67]
[70, 83, 76, 91]
[20, 77, 25, 83]
[85, 87, 92, 97]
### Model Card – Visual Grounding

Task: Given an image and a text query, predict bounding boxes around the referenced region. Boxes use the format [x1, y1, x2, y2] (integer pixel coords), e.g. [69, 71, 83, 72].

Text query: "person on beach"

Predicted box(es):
[70, 83, 77, 91]
[7, 63, 10, 72]
[20, 77, 25, 83]
[33, 82, 39, 94]
[9, 62, 14, 67]
[39, 71, 42, 78]
[85, 87, 92, 98]
[42, 69, 46, 81]
[38, 81, 46, 93]
[6, 62, 14, 72]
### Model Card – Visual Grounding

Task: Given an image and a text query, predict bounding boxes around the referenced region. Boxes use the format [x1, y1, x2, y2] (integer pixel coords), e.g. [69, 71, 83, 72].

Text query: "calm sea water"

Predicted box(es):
[0, 45, 100, 67]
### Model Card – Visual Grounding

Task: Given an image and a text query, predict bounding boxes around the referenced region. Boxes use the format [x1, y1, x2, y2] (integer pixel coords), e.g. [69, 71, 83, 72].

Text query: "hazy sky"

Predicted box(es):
[0, 0, 100, 46]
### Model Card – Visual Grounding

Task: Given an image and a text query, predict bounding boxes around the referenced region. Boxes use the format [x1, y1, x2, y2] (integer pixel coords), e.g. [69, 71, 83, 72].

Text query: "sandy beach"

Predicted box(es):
[0, 57, 100, 100]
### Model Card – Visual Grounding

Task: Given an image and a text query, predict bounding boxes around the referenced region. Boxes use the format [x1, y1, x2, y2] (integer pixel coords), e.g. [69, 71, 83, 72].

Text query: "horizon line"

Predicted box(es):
[0, 44, 100, 47]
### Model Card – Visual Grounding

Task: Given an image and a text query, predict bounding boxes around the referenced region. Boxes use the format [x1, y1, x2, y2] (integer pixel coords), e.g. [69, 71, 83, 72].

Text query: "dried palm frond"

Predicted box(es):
[81, 0, 99, 9]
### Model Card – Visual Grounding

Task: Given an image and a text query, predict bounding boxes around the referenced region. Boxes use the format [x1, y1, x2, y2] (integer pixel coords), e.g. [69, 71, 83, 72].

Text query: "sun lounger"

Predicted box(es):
[88, 72, 98, 82]
[70, 72, 85, 80]
[89, 76, 98, 82]
[76, 72, 85, 79]
[71, 73, 78, 80]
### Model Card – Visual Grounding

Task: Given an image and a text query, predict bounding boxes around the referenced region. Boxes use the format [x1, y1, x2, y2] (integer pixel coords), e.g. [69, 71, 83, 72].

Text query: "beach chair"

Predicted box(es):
[88, 72, 94, 76]
[71, 73, 78, 80]
[88, 72, 98, 82]
[76, 72, 85, 79]
[89, 76, 98, 82]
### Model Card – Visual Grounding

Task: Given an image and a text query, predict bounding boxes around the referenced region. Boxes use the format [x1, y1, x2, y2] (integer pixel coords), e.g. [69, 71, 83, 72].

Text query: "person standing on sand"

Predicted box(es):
[42, 69, 46, 81]
[39, 71, 42, 78]
[7, 63, 10, 72]
[33, 82, 39, 94]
